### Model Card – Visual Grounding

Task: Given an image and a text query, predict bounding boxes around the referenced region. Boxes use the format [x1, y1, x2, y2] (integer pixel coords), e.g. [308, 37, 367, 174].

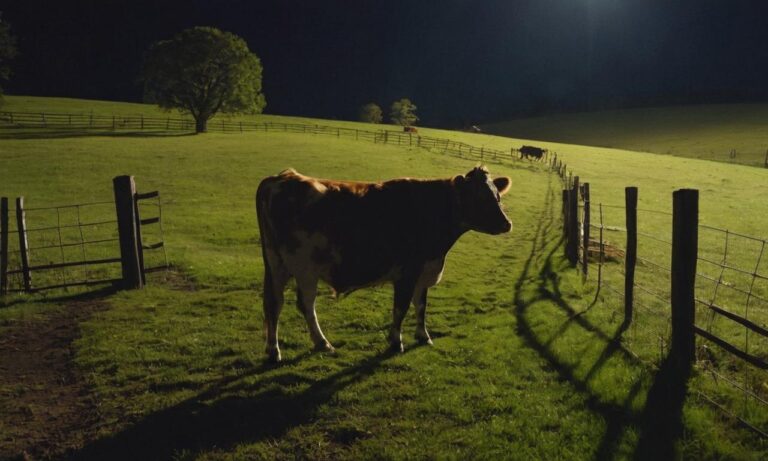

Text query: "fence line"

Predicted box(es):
[0, 110, 561, 168]
[554, 154, 768, 437]
[0, 176, 168, 295]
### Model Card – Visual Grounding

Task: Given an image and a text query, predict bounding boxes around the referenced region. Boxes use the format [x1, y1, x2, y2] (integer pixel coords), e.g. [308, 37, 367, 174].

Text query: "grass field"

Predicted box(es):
[1, 96, 768, 460]
[484, 104, 768, 168]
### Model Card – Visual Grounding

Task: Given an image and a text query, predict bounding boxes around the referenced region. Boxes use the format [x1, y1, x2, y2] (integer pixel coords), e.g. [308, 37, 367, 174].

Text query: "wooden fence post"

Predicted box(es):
[671, 189, 698, 367]
[624, 187, 638, 328]
[764, 149, 768, 168]
[566, 177, 579, 266]
[582, 183, 590, 276]
[140, 114, 144, 130]
[113, 176, 144, 289]
[0, 197, 8, 295]
[562, 189, 569, 240]
[16, 197, 31, 293]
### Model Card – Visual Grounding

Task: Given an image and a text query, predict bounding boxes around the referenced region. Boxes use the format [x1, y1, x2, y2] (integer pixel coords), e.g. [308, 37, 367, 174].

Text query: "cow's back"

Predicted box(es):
[256, 170, 458, 293]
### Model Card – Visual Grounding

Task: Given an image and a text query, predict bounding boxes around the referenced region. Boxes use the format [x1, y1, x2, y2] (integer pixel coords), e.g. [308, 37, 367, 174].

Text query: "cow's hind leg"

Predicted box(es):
[389, 278, 416, 353]
[263, 258, 290, 363]
[296, 277, 334, 353]
[413, 288, 433, 345]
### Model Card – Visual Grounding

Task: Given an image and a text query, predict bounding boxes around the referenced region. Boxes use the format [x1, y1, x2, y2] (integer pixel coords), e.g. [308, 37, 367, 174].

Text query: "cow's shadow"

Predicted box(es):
[512, 174, 691, 460]
[71, 349, 398, 460]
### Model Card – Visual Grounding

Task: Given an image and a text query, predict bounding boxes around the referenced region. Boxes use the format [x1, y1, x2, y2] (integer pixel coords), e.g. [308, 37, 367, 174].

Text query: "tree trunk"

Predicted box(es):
[195, 116, 208, 133]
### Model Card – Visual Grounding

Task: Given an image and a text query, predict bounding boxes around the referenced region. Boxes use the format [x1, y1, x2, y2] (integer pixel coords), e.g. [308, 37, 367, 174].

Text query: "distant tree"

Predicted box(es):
[359, 102, 383, 124]
[141, 27, 265, 133]
[0, 13, 18, 102]
[390, 98, 419, 126]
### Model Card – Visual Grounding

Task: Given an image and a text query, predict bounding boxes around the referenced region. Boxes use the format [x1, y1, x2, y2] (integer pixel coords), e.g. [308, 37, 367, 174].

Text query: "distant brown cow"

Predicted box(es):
[520, 145, 547, 160]
[256, 166, 513, 362]
[404, 126, 418, 133]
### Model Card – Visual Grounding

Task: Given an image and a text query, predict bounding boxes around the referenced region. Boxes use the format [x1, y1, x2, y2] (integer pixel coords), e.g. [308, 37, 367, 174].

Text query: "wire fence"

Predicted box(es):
[1, 187, 169, 296]
[576, 188, 768, 437]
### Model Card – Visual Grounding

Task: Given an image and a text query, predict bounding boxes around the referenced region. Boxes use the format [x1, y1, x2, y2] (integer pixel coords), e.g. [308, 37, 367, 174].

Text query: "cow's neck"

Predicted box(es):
[425, 180, 466, 259]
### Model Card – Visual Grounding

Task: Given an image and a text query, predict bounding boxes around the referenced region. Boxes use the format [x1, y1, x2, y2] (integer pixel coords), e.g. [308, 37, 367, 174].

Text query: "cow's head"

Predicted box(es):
[454, 166, 512, 235]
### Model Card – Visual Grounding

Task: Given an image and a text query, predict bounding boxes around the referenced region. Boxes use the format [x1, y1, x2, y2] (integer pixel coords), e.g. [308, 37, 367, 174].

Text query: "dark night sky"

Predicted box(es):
[1, 0, 767, 126]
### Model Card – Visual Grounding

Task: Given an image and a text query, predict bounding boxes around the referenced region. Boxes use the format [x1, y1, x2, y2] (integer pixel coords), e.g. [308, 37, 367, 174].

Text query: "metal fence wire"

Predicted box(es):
[572, 184, 768, 437]
[1, 190, 170, 295]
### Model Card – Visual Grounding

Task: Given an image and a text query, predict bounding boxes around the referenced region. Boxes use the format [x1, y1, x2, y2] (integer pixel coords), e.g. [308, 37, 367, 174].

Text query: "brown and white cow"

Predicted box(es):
[256, 166, 512, 362]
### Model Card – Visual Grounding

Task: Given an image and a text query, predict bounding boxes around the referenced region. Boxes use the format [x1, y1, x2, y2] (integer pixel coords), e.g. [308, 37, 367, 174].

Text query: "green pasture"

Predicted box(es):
[1, 97, 767, 459]
[485, 104, 768, 168]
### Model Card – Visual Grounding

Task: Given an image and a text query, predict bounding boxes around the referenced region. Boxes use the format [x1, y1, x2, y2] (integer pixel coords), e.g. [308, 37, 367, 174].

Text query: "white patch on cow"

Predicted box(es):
[415, 258, 445, 294]
[281, 231, 334, 282]
[412, 258, 444, 344]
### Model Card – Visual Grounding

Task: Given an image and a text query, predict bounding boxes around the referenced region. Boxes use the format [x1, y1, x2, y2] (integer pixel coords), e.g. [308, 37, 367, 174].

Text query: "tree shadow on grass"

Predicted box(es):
[0, 128, 196, 140]
[70, 348, 399, 460]
[512, 174, 690, 460]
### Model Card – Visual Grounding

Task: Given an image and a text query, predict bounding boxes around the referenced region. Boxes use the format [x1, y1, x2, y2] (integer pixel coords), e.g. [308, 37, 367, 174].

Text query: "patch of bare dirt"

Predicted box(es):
[0, 300, 107, 461]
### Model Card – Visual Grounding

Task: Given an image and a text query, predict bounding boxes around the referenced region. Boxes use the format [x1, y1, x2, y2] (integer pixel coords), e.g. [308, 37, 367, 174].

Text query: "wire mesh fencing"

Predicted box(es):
[0, 179, 169, 296]
[569, 182, 768, 437]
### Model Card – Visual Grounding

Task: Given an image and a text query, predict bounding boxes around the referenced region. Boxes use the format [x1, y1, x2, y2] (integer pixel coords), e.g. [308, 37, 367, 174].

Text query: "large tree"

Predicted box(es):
[390, 98, 418, 127]
[359, 102, 383, 124]
[0, 13, 18, 101]
[142, 27, 265, 133]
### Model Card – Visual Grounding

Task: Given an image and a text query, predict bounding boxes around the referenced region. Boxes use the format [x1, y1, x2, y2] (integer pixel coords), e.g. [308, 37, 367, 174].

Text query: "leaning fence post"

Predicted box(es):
[0, 198, 8, 295]
[16, 197, 32, 293]
[566, 177, 580, 266]
[582, 183, 590, 276]
[113, 176, 144, 289]
[624, 187, 638, 328]
[671, 189, 698, 367]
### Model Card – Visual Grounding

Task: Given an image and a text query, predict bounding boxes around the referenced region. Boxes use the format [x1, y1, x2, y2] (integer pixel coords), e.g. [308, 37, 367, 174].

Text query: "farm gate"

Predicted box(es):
[0, 175, 168, 296]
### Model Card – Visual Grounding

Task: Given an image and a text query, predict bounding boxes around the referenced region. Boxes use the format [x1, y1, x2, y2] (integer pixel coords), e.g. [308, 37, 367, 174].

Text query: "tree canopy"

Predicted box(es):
[359, 103, 383, 124]
[0, 14, 18, 100]
[142, 26, 265, 133]
[390, 98, 418, 127]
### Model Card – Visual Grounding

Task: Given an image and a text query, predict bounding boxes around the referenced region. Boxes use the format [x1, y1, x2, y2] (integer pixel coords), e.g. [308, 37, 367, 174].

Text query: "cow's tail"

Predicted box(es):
[256, 177, 280, 275]
[257, 177, 289, 362]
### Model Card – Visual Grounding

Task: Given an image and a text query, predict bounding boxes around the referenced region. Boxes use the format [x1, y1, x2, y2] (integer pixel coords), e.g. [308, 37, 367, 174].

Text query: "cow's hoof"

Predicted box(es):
[266, 347, 282, 363]
[314, 341, 335, 353]
[388, 342, 404, 354]
[415, 331, 433, 345]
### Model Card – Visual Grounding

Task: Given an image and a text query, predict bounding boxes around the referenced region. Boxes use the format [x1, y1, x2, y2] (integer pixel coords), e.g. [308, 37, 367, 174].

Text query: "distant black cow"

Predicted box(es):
[520, 145, 547, 161]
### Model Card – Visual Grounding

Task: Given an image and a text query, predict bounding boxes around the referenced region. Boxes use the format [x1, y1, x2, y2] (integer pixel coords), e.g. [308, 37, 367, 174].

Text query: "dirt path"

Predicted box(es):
[0, 300, 106, 461]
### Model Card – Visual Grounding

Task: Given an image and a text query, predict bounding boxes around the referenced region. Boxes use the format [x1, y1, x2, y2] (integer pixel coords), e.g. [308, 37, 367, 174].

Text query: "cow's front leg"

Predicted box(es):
[296, 277, 334, 353]
[413, 288, 432, 345]
[389, 278, 416, 352]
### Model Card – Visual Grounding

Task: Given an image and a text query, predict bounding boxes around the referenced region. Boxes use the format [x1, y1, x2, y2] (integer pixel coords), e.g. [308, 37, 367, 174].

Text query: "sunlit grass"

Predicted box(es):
[1, 96, 767, 459]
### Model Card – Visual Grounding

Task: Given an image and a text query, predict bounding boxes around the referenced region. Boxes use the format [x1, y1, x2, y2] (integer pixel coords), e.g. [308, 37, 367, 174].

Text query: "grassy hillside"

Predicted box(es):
[1, 97, 767, 460]
[485, 104, 768, 167]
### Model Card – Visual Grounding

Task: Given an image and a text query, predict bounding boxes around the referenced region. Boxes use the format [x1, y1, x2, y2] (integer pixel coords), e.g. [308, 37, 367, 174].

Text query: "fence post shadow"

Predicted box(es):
[633, 346, 693, 460]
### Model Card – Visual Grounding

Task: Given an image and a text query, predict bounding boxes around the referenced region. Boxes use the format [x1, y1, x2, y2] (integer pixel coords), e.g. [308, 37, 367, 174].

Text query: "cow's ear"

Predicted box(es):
[494, 177, 511, 195]
[453, 174, 466, 186]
